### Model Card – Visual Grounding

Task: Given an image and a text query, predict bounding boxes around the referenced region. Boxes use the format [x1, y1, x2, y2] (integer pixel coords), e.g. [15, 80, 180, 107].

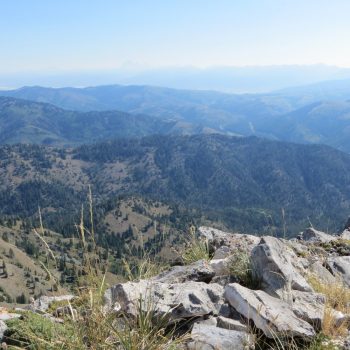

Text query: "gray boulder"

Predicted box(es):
[327, 256, 350, 287]
[291, 291, 325, 331]
[251, 236, 313, 296]
[302, 227, 336, 243]
[30, 294, 75, 313]
[152, 260, 214, 283]
[209, 257, 231, 276]
[105, 280, 225, 320]
[198, 227, 260, 254]
[213, 246, 231, 259]
[225, 283, 315, 339]
[309, 261, 336, 284]
[187, 323, 254, 350]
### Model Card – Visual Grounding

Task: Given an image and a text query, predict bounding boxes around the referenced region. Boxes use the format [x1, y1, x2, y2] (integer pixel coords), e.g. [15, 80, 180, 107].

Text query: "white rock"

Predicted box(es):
[225, 283, 315, 339]
[251, 236, 313, 296]
[309, 261, 336, 284]
[213, 246, 231, 259]
[327, 256, 350, 287]
[105, 280, 225, 320]
[187, 323, 254, 350]
[210, 258, 231, 276]
[198, 227, 260, 253]
[291, 291, 325, 331]
[302, 228, 336, 243]
[31, 294, 75, 313]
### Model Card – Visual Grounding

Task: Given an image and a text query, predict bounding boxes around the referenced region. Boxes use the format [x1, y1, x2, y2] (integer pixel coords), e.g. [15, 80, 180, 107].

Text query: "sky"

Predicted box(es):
[1, 0, 350, 75]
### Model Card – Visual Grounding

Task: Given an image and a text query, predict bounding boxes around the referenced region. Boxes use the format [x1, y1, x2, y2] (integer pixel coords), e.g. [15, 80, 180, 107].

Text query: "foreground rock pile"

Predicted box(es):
[1, 224, 350, 349]
[105, 225, 350, 349]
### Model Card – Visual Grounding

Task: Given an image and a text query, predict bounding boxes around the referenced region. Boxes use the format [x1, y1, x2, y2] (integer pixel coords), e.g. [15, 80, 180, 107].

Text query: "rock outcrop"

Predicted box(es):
[151, 259, 215, 283]
[327, 256, 350, 287]
[251, 236, 313, 296]
[187, 323, 254, 350]
[224, 283, 316, 339]
[105, 280, 225, 320]
[301, 227, 336, 243]
[7, 222, 350, 348]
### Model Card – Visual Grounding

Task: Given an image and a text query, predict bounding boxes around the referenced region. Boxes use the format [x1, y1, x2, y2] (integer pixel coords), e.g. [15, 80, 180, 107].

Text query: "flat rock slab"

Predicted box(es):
[251, 236, 313, 295]
[105, 280, 225, 320]
[187, 323, 253, 350]
[151, 259, 215, 283]
[225, 283, 315, 339]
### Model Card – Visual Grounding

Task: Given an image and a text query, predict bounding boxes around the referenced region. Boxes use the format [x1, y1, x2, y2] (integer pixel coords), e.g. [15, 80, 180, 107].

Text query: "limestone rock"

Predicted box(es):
[225, 283, 315, 339]
[302, 228, 336, 243]
[152, 260, 214, 283]
[209, 258, 231, 276]
[291, 291, 325, 330]
[187, 323, 254, 350]
[213, 246, 231, 259]
[30, 294, 75, 313]
[105, 280, 225, 320]
[251, 236, 313, 296]
[328, 256, 350, 287]
[309, 261, 336, 284]
[217, 316, 248, 332]
[198, 227, 260, 254]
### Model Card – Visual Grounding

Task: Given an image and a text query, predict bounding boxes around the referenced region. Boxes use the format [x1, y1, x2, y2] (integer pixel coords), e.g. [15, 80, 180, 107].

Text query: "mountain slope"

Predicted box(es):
[1, 134, 350, 236]
[271, 100, 350, 152]
[0, 96, 204, 146]
[0, 85, 295, 136]
[2, 83, 350, 152]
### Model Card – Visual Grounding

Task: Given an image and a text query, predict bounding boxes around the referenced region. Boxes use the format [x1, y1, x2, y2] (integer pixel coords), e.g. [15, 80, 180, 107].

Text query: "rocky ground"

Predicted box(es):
[1, 222, 350, 349]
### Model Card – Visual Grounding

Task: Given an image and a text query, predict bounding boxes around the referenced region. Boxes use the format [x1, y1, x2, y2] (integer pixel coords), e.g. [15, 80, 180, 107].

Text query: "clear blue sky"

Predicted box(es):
[1, 0, 350, 73]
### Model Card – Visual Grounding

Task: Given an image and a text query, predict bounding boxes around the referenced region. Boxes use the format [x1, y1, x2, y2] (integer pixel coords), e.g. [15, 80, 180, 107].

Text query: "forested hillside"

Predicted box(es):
[1, 134, 350, 236]
[0, 96, 207, 146]
[2, 83, 350, 152]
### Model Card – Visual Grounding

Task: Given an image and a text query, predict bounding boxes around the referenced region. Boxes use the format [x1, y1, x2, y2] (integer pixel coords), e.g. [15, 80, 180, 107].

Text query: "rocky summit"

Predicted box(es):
[2, 224, 350, 349]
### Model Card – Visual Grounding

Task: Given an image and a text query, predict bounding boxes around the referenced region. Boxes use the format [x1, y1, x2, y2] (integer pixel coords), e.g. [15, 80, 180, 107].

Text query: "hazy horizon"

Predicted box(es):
[1, 64, 350, 93]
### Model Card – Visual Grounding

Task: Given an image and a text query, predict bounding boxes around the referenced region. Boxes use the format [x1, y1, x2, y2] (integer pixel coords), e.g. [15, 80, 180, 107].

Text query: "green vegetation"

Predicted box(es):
[180, 226, 211, 264]
[1, 134, 350, 237]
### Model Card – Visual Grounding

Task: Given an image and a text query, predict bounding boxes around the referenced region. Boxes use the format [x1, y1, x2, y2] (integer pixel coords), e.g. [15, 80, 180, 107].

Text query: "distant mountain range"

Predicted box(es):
[1, 134, 350, 236]
[0, 96, 215, 146]
[1, 80, 350, 151]
[2, 64, 350, 93]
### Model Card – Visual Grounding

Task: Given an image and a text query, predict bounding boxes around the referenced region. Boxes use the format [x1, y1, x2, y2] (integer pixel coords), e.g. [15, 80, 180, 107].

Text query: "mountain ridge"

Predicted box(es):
[1, 133, 350, 236]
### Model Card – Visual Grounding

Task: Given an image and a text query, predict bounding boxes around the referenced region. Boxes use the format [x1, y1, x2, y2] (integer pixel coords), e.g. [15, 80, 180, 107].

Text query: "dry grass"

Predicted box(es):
[308, 274, 350, 338]
[4, 198, 187, 350]
[180, 225, 211, 265]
